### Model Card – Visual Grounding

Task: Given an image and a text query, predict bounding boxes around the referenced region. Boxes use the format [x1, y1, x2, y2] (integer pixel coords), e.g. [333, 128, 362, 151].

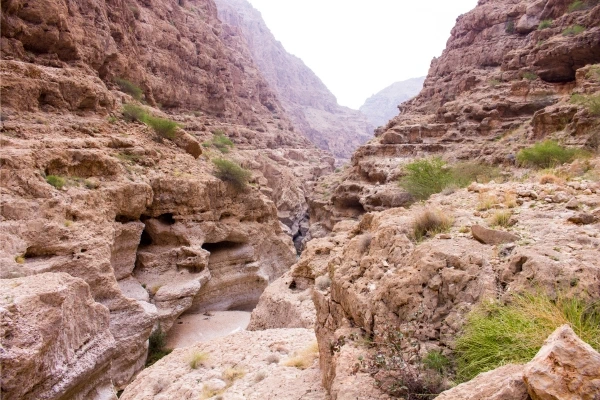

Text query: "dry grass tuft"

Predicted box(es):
[189, 351, 209, 369]
[490, 210, 512, 228]
[539, 173, 561, 185]
[412, 209, 453, 242]
[282, 341, 319, 370]
[222, 367, 246, 383]
[503, 191, 518, 208]
[477, 193, 497, 211]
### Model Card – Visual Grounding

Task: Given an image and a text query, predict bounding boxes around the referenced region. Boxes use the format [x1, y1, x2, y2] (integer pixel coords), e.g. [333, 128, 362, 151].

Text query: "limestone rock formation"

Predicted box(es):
[214, 0, 375, 162]
[120, 328, 325, 400]
[359, 77, 425, 128]
[312, 0, 600, 227]
[0, 0, 334, 397]
[436, 365, 529, 400]
[0, 273, 116, 400]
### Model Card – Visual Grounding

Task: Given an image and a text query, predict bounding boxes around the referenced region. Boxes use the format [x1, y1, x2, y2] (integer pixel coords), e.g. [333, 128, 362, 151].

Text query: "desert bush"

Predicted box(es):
[571, 93, 600, 116]
[454, 293, 600, 382]
[14, 255, 25, 264]
[538, 19, 553, 29]
[522, 71, 538, 81]
[412, 209, 453, 242]
[366, 326, 447, 399]
[46, 175, 66, 189]
[477, 193, 497, 211]
[562, 24, 585, 36]
[211, 131, 234, 153]
[516, 140, 579, 168]
[265, 354, 280, 364]
[212, 158, 251, 190]
[222, 367, 246, 383]
[505, 19, 515, 33]
[122, 103, 148, 122]
[146, 328, 172, 367]
[189, 351, 209, 369]
[315, 275, 331, 290]
[116, 78, 143, 100]
[145, 115, 179, 139]
[400, 158, 498, 200]
[423, 351, 450, 375]
[567, 0, 586, 12]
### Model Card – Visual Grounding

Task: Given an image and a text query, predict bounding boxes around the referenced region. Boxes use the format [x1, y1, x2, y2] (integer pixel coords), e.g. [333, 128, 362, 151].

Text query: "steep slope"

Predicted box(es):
[214, 0, 375, 161]
[0, 0, 333, 398]
[359, 77, 425, 127]
[311, 0, 600, 228]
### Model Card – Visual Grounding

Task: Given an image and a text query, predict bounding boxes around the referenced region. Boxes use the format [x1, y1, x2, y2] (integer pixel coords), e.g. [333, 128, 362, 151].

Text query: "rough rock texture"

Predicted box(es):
[359, 77, 425, 128]
[311, 0, 600, 228]
[120, 328, 326, 400]
[306, 176, 600, 396]
[436, 365, 529, 400]
[523, 324, 600, 400]
[0, 0, 334, 397]
[214, 0, 375, 162]
[0, 273, 116, 400]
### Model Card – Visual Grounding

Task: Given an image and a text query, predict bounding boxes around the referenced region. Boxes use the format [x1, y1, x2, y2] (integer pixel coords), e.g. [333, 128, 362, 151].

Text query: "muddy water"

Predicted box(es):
[166, 311, 251, 349]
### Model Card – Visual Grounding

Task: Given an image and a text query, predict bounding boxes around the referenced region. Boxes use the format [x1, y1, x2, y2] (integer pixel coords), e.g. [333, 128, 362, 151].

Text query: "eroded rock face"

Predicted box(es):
[215, 0, 375, 162]
[0, 273, 116, 400]
[311, 0, 600, 228]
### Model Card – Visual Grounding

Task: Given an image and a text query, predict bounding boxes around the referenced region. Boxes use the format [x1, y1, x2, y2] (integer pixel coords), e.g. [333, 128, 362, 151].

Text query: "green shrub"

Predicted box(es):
[571, 93, 600, 116]
[562, 24, 585, 36]
[399, 158, 452, 200]
[516, 140, 579, 168]
[204, 130, 234, 153]
[522, 71, 538, 81]
[122, 104, 148, 122]
[567, 0, 586, 12]
[212, 158, 251, 190]
[455, 294, 600, 382]
[145, 115, 179, 139]
[116, 78, 143, 100]
[538, 19, 553, 29]
[505, 20, 515, 33]
[399, 158, 498, 200]
[46, 175, 66, 189]
[146, 328, 172, 367]
[423, 351, 450, 374]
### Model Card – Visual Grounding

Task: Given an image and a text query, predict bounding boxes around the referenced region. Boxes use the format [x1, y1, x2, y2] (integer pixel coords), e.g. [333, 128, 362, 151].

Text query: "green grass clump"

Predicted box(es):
[46, 175, 66, 189]
[122, 104, 148, 122]
[146, 328, 172, 367]
[455, 294, 600, 382]
[212, 158, 251, 190]
[423, 351, 450, 374]
[562, 24, 586, 36]
[516, 140, 580, 168]
[116, 78, 143, 100]
[522, 71, 538, 81]
[204, 130, 234, 153]
[538, 19, 553, 29]
[571, 93, 600, 116]
[490, 210, 512, 227]
[399, 158, 498, 200]
[145, 115, 179, 139]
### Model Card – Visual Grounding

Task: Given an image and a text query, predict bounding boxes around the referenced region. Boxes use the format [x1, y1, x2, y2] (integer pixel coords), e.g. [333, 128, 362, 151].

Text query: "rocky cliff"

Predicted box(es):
[0, 0, 333, 398]
[214, 0, 375, 162]
[359, 77, 425, 128]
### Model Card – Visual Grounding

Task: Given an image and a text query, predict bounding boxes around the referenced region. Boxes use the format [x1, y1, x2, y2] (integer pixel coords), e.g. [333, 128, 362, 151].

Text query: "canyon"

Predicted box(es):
[1, 0, 599, 399]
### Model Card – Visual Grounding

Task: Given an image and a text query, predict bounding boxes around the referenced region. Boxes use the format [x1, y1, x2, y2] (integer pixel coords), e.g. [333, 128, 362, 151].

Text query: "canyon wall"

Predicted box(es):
[214, 0, 375, 162]
[0, 0, 333, 397]
[359, 76, 425, 128]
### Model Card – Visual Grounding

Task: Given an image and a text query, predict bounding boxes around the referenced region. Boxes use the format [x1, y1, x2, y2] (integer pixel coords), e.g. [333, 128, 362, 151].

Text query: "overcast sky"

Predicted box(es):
[246, 0, 478, 109]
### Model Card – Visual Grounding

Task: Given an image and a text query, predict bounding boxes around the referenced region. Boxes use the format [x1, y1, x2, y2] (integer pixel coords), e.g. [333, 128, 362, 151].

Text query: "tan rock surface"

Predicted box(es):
[523, 324, 600, 400]
[121, 328, 327, 400]
[0, 273, 116, 400]
[436, 365, 529, 400]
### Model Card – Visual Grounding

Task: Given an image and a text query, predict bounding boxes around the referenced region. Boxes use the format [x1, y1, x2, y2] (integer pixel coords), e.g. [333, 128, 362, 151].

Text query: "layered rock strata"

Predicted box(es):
[311, 0, 600, 228]
[214, 0, 375, 162]
[0, 0, 333, 397]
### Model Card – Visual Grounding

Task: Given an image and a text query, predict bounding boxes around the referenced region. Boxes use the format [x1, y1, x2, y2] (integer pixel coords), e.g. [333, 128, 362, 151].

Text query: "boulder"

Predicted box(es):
[437, 364, 528, 400]
[523, 325, 600, 400]
[471, 225, 520, 245]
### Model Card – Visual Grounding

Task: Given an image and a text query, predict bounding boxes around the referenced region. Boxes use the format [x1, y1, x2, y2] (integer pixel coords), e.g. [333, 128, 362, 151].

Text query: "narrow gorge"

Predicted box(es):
[1, 0, 599, 399]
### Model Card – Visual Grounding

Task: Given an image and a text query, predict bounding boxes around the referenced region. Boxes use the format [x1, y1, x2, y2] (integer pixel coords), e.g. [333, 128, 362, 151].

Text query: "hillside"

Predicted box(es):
[214, 0, 375, 161]
[359, 76, 425, 127]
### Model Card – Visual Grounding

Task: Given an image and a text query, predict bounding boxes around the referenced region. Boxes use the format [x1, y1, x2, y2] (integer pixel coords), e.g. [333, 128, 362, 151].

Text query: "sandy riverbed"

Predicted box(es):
[166, 311, 251, 349]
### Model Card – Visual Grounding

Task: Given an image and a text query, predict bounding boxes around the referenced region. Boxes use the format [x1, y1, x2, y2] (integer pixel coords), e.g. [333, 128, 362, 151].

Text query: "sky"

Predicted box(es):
[246, 0, 478, 109]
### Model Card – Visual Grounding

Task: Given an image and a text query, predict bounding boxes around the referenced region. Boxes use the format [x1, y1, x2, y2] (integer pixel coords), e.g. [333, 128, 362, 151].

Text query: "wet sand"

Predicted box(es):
[166, 311, 251, 349]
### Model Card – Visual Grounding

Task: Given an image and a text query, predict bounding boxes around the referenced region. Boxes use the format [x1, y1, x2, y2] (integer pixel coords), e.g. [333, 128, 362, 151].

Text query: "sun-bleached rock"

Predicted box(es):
[471, 224, 520, 245]
[523, 324, 600, 400]
[0, 273, 116, 400]
[437, 365, 528, 400]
